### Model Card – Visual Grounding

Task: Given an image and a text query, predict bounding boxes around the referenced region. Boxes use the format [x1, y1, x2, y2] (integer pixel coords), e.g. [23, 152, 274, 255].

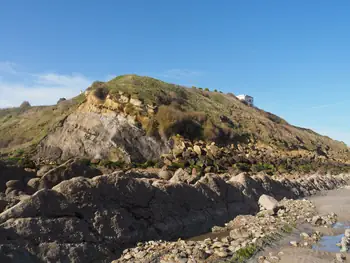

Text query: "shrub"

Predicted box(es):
[214, 89, 218, 92]
[99, 159, 124, 169]
[251, 163, 275, 174]
[204, 88, 209, 91]
[20, 101, 31, 108]
[168, 162, 185, 170]
[155, 106, 204, 140]
[234, 162, 251, 172]
[17, 158, 36, 169]
[14, 148, 24, 157]
[124, 103, 137, 115]
[134, 160, 156, 168]
[298, 164, 313, 173]
[93, 86, 108, 100]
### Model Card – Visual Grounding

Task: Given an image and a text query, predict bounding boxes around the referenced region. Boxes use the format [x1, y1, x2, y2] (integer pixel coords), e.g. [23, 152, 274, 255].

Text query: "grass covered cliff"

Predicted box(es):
[0, 74, 349, 174]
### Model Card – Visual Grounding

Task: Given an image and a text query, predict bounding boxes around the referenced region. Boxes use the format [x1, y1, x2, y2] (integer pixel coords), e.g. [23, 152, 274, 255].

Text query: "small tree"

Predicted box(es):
[204, 88, 209, 91]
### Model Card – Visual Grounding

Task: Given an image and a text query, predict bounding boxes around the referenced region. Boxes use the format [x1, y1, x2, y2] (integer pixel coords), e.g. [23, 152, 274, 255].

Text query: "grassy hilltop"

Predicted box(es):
[0, 75, 349, 174]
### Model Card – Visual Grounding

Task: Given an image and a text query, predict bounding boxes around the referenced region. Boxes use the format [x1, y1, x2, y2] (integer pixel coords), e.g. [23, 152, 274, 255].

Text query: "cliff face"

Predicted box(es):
[0, 170, 349, 262]
[0, 75, 349, 173]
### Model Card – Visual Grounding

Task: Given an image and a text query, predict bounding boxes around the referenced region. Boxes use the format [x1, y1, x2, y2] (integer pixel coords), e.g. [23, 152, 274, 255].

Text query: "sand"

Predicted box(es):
[252, 187, 350, 263]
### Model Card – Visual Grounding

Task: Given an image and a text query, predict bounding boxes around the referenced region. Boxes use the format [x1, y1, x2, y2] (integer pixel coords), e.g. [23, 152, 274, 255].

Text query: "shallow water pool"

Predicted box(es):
[312, 221, 350, 252]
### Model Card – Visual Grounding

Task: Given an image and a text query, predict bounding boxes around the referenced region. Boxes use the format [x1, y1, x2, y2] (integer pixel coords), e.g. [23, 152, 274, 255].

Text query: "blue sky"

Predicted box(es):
[0, 0, 349, 145]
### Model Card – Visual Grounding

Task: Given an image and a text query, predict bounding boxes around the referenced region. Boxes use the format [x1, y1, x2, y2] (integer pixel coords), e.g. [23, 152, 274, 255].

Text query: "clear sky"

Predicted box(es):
[0, 0, 349, 145]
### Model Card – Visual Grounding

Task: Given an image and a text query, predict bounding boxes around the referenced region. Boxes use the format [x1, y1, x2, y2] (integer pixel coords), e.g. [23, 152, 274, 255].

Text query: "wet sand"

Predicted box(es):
[252, 187, 350, 263]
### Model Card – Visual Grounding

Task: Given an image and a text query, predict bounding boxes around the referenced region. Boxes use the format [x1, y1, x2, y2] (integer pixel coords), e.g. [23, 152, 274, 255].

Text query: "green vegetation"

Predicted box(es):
[0, 74, 349, 171]
[99, 159, 125, 169]
[281, 223, 294, 234]
[133, 160, 157, 169]
[0, 95, 85, 156]
[251, 163, 276, 175]
[297, 163, 313, 173]
[231, 244, 257, 263]
[233, 162, 251, 172]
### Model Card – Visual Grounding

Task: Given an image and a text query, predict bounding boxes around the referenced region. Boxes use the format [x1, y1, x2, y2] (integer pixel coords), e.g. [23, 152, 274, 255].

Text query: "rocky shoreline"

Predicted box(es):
[114, 197, 336, 263]
[0, 167, 349, 262]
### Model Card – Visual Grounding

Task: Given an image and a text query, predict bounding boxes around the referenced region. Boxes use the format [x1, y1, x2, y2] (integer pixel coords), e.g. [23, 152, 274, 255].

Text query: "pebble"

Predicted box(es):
[336, 253, 346, 262]
[290, 241, 298, 247]
[215, 250, 228, 257]
[113, 197, 339, 262]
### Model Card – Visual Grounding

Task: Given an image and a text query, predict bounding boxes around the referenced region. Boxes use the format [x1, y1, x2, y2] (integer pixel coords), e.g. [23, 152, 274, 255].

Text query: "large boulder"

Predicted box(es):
[258, 194, 278, 211]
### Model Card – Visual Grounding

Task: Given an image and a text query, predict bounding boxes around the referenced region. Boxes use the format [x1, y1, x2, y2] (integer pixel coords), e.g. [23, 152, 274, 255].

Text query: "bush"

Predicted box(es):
[298, 164, 313, 173]
[204, 88, 209, 91]
[14, 148, 24, 157]
[93, 86, 108, 100]
[155, 106, 204, 140]
[234, 162, 251, 172]
[20, 101, 31, 108]
[214, 89, 218, 92]
[168, 162, 185, 170]
[133, 160, 156, 168]
[251, 163, 275, 174]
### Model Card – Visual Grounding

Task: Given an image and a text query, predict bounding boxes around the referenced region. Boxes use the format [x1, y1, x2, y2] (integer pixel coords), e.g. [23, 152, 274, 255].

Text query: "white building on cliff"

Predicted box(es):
[236, 94, 254, 106]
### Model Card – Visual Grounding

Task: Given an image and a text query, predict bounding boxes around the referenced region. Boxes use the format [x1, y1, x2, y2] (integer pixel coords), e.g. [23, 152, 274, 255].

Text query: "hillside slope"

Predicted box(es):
[0, 75, 349, 174]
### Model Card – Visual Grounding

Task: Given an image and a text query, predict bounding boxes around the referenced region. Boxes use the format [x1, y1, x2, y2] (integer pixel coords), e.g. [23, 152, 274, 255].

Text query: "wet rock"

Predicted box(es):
[311, 215, 322, 225]
[345, 229, 350, 238]
[290, 241, 298, 247]
[300, 232, 310, 239]
[336, 253, 346, 262]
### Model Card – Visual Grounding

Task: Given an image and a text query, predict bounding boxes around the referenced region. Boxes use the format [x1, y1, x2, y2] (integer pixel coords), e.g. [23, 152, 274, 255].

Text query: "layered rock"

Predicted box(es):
[35, 92, 169, 164]
[0, 171, 349, 262]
